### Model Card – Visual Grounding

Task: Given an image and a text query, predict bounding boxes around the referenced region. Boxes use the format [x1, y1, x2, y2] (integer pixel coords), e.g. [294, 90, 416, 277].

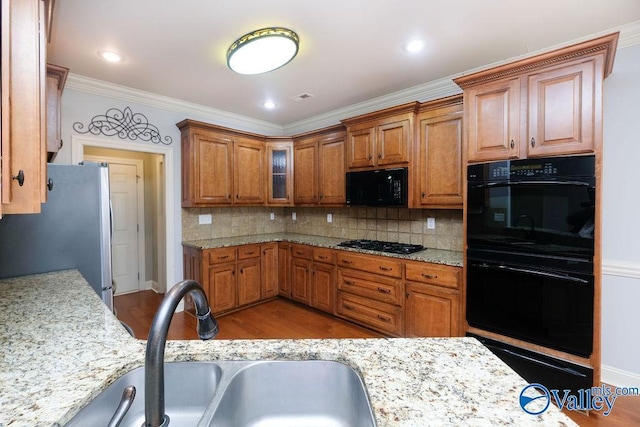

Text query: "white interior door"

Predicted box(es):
[110, 163, 140, 294]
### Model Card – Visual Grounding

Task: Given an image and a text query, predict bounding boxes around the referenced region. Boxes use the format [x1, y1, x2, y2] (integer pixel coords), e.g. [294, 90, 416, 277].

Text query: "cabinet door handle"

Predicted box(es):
[377, 314, 391, 323]
[510, 139, 515, 149]
[377, 287, 391, 294]
[13, 170, 25, 186]
[379, 266, 392, 272]
[530, 137, 536, 147]
[421, 273, 437, 279]
[243, 251, 255, 256]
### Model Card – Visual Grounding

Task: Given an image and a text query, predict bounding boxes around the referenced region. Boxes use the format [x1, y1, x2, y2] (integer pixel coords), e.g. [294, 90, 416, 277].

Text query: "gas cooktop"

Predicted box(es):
[337, 239, 425, 255]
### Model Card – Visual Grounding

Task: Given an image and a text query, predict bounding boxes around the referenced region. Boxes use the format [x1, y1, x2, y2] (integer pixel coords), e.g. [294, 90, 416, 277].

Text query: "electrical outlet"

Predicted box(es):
[327, 213, 333, 223]
[427, 217, 435, 229]
[292, 212, 297, 221]
[198, 214, 212, 225]
[270, 212, 275, 220]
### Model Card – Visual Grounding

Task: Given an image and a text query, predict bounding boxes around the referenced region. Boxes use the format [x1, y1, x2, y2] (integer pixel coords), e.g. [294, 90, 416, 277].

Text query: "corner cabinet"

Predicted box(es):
[1, 0, 51, 215]
[342, 102, 418, 170]
[177, 120, 264, 207]
[293, 125, 346, 205]
[454, 33, 618, 163]
[413, 95, 463, 208]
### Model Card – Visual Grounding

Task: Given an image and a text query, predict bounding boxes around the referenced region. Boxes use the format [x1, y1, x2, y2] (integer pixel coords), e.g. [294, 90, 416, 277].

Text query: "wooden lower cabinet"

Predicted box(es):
[336, 292, 403, 337]
[207, 263, 236, 313]
[278, 243, 291, 297]
[311, 262, 335, 314]
[405, 283, 460, 337]
[261, 243, 278, 299]
[237, 258, 261, 306]
[290, 257, 312, 305]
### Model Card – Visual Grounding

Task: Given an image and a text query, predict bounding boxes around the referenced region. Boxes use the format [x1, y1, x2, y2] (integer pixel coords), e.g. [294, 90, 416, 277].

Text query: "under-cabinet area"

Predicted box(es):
[183, 235, 463, 338]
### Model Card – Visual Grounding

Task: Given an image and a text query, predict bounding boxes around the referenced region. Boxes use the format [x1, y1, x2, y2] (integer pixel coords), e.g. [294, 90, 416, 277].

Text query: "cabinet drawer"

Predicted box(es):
[238, 244, 260, 259]
[336, 252, 402, 278]
[207, 247, 236, 264]
[313, 247, 335, 264]
[338, 269, 403, 305]
[337, 292, 403, 337]
[405, 262, 460, 289]
[290, 244, 313, 260]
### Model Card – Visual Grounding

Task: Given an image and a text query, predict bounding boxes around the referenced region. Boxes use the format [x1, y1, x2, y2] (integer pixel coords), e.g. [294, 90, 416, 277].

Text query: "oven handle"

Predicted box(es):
[470, 262, 590, 284]
[471, 180, 592, 189]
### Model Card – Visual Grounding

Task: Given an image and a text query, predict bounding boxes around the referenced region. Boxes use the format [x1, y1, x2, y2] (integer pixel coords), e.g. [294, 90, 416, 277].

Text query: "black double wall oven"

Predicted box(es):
[466, 155, 596, 393]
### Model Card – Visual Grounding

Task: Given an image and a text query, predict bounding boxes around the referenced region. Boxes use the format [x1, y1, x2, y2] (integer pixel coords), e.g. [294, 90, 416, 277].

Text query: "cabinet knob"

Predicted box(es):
[236, 194, 239, 199]
[377, 153, 382, 159]
[421, 192, 426, 198]
[510, 139, 515, 149]
[47, 178, 54, 191]
[368, 155, 372, 161]
[530, 137, 536, 147]
[13, 170, 25, 186]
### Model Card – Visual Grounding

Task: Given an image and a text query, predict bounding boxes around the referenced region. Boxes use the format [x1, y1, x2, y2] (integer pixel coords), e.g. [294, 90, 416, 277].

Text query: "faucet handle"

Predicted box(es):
[107, 385, 136, 427]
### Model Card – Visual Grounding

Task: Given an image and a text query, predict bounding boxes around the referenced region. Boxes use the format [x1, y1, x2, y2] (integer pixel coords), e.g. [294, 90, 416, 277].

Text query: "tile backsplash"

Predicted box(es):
[183, 207, 463, 251]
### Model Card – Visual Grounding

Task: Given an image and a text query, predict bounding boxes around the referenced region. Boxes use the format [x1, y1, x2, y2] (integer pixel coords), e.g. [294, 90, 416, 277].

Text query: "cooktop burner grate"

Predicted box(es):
[337, 239, 425, 255]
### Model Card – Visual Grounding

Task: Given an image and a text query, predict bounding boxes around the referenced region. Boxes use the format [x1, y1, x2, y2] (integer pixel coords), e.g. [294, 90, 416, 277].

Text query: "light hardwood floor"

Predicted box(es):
[115, 290, 639, 427]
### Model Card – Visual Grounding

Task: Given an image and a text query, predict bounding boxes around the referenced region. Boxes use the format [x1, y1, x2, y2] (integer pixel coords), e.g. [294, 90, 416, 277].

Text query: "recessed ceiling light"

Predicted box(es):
[97, 50, 125, 63]
[263, 101, 276, 109]
[404, 40, 425, 53]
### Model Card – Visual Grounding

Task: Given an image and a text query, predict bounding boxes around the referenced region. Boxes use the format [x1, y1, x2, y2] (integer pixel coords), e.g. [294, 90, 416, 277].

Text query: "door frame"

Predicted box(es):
[71, 135, 174, 295]
[84, 154, 146, 294]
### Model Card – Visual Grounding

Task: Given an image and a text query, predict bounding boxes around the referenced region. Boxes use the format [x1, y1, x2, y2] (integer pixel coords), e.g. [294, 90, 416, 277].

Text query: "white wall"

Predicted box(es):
[601, 43, 640, 386]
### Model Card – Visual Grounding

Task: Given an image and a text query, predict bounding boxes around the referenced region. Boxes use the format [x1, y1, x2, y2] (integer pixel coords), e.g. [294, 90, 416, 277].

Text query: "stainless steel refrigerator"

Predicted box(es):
[0, 162, 113, 310]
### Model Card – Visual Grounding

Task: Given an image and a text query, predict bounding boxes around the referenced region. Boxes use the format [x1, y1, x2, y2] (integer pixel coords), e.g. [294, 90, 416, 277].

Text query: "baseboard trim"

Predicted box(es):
[145, 280, 159, 292]
[601, 364, 640, 388]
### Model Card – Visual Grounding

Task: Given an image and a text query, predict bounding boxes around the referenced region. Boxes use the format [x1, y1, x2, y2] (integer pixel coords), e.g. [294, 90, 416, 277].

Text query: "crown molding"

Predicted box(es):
[65, 74, 286, 136]
[66, 20, 640, 137]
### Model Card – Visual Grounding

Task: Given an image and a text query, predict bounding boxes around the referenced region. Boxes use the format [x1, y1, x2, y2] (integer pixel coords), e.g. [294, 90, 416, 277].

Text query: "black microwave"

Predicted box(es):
[346, 167, 408, 207]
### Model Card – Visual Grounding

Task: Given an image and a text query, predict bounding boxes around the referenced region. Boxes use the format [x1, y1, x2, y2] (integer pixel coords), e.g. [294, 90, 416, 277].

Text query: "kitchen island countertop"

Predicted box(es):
[0, 270, 576, 426]
[183, 232, 463, 266]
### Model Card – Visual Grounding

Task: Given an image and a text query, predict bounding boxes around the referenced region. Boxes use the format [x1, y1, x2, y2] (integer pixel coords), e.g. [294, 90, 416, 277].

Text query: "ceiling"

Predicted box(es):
[48, 0, 640, 129]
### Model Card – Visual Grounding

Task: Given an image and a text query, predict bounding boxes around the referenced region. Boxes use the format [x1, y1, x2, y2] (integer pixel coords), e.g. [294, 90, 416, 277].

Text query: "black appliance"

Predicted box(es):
[466, 155, 596, 390]
[337, 239, 424, 255]
[346, 167, 408, 207]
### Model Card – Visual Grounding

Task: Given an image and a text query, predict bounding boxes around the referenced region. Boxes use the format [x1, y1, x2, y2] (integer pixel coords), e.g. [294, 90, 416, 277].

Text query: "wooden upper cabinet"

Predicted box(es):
[527, 59, 598, 157]
[46, 63, 68, 162]
[318, 133, 345, 204]
[455, 32, 618, 163]
[414, 96, 464, 208]
[342, 102, 418, 170]
[1, 0, 48, 214]
[178, 120, 266, 207]
[234, 137, 264, 204]
[293, 138, 318, 204]
[265, 139, 293, 205]
[293, 125, 346, 206]
[464, 77, 521, 162]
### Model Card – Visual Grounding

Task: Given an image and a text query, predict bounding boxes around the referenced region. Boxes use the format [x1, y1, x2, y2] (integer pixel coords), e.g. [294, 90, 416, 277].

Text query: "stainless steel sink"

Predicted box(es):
[201, 360, 376, 427]
[66, 360, 375, 427]
[65, 362, 221, 427]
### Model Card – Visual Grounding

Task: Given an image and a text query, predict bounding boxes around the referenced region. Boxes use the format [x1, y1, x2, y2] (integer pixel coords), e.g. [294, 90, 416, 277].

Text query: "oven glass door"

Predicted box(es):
[466, 257, 594, 357]
[467, 179, 595, 259]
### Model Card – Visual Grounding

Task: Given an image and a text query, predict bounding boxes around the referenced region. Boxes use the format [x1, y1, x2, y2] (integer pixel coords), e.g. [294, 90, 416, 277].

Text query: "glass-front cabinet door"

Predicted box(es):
[265, 140, 293, 205]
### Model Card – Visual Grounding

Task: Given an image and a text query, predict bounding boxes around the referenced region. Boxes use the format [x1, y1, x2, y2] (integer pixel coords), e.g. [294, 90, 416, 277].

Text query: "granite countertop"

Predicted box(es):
[0, 270, 576, 426]
[182, 232, 463, 267]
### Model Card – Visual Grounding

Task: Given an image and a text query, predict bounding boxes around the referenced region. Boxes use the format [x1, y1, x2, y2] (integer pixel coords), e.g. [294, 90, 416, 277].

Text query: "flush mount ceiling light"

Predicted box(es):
[227, 27, 299, 75]
[404, 40, 425, 53]
[97, 50, 125, 63]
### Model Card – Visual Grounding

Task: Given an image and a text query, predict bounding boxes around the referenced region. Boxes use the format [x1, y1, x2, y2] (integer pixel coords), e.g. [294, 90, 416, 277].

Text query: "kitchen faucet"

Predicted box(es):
[144, 280, 219, 427]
